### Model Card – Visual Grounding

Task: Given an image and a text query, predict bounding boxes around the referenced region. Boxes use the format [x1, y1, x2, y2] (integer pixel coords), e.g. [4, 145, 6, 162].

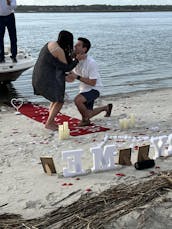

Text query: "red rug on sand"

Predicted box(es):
[19, 103, 110, 136]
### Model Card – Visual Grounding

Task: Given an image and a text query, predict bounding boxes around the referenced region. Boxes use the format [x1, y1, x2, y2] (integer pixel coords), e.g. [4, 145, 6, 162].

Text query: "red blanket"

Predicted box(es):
[19, 103, 109, 136]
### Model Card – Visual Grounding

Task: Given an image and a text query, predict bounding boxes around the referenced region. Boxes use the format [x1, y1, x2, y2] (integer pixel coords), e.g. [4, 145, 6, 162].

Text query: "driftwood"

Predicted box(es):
[0, 170, 172, 229]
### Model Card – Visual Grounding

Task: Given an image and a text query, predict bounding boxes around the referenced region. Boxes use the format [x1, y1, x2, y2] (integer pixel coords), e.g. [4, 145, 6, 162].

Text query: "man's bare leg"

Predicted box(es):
[45, 102, 63, 130]
[88, 105, 110, 119]
[74, 94, 113, 126]
[74, 94, 89, 121]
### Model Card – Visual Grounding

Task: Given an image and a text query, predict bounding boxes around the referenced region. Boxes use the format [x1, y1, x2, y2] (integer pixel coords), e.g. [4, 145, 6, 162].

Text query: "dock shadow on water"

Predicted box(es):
[0, 83, 23, 105]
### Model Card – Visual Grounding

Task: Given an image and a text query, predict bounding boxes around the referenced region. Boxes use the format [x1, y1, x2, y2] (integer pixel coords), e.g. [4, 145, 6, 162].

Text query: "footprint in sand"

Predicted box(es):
[24, 200, 42, 209]
[46, 192, 59, 205]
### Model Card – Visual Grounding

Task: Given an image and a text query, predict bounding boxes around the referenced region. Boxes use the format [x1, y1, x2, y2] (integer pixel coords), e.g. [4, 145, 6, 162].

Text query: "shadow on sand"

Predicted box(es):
[0, 82, 23, 105]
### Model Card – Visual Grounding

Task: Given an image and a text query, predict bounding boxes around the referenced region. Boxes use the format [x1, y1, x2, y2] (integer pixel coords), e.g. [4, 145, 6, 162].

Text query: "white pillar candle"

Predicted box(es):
[63, 127, 70, 139]
[129, 114, 135, 127]
[58, 124, 64, 140]
[63, 122, 70, 139]
[119, 119, 124, 130]
[123, 118, 129, 129]
[63, 121, 69, 130]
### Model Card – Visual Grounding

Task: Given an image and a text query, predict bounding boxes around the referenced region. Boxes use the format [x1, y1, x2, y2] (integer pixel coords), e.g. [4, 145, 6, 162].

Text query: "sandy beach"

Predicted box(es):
[0, 88, 172, 228]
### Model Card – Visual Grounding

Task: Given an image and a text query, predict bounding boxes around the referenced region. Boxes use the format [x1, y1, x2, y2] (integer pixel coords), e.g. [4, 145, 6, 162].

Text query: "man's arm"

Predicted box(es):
[67, 72, 96, 86]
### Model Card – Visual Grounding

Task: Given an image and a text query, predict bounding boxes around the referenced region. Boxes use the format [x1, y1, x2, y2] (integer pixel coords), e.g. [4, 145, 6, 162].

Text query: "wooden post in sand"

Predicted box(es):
[119, 148, 132, 166]
[137, 145, 150, 162]
[135, 145, 155, 170]
[40, 157, 57, 176]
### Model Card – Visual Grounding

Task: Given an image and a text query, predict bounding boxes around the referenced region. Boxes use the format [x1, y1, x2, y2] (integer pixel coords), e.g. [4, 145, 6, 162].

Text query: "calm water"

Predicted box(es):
[1, 12, 172, 103]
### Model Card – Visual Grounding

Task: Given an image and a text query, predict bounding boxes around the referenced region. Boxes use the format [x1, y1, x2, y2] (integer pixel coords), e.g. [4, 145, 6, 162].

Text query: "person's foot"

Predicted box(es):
[10, 56, 17, 63]
[104, 103, 113, 117]
[45, 123, 58, 131]
[78, 119, 91, 127]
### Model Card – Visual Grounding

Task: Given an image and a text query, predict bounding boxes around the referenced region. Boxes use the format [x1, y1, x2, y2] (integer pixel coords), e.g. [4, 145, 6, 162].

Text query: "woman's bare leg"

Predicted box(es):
[45, 102, 63, 130]
[49, 102, 54, 111]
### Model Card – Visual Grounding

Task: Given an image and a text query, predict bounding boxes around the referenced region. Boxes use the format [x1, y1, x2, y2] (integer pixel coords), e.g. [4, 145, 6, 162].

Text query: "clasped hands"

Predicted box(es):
[65, 52, 85, 82]
[65, 71, 77, 83]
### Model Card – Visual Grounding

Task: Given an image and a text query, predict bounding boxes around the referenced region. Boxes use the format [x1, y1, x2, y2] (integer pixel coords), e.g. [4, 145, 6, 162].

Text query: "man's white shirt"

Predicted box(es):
[74, 55, 103, 93]
[0, 0, 17, 16]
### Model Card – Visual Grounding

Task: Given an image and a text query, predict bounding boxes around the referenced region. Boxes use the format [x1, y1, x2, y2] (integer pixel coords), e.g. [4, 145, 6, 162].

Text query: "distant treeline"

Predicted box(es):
[16, 5, 172, 13]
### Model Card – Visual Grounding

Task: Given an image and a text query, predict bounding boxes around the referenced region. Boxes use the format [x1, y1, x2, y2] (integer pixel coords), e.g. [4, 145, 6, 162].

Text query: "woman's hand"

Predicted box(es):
[65, 73, 75, 82]
[76, 53, 86, 61]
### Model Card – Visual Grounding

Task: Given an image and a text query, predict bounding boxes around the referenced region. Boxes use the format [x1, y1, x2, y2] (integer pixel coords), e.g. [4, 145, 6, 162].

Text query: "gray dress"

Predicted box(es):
[32, 43, 78, 102]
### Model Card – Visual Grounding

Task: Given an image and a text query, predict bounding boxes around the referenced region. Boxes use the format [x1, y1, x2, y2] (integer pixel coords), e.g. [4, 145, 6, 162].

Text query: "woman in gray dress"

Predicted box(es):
[32, 30, 83, 130]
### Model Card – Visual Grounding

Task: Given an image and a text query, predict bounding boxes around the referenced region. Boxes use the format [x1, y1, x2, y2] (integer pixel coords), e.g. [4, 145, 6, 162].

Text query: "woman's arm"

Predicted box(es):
[48, 42, 84, 72]
[48, 42, 68, 64]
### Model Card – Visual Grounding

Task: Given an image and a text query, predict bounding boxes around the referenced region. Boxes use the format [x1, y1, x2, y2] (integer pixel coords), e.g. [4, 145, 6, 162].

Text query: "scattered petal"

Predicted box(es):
[134, 146, 139, 150]
[116, 173, 125, 177]
[149, 171, 156, 175]
[116, 140, 126, 143]
[62, 183, 67, 186]
[155, 166, 160, 169]
[68, 183, 73, 186]
[75, 178, 80, 180]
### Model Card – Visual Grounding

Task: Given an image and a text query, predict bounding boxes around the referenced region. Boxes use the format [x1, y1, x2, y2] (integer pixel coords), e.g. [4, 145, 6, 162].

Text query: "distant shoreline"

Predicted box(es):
[16, 5, 172, 13]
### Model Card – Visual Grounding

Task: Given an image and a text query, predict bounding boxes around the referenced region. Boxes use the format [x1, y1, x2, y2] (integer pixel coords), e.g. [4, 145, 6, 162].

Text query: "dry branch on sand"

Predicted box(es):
[0, 170, 172, 229]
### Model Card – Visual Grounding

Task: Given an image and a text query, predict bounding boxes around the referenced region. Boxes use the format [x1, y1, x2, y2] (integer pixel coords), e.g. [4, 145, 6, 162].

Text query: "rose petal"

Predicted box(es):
[155, 166, 160, 169]
[116, 173, 125, 177]
[68, 183, 73, 186]
[75, 178, 80, 180]
[134, 146, 139, 150]
[62, 183, 67, 186]
[150, 171, 156, 175]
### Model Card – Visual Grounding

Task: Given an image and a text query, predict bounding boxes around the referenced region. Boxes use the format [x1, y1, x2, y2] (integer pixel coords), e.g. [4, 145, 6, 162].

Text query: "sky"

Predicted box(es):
[17, 0, 172, 6]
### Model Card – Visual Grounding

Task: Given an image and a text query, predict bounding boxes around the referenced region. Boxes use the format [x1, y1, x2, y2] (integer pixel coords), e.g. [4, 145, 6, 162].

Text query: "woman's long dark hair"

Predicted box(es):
[57, 30, 74, 63]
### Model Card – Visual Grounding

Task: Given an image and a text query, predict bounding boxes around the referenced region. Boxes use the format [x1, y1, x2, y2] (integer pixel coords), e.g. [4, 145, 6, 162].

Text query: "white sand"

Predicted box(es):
[0, 88, 172, 227]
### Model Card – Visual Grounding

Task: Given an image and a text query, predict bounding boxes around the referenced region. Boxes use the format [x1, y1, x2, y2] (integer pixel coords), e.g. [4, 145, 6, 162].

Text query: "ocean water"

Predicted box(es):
[1, 12, 172, 103]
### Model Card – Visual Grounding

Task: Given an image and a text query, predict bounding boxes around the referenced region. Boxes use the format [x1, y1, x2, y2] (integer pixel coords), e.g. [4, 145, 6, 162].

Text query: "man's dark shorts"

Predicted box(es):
[81, 89, 100, 110]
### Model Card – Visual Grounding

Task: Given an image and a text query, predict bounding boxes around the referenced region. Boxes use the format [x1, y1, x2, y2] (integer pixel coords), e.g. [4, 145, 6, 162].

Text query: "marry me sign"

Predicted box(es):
[41, 134, 172, 177]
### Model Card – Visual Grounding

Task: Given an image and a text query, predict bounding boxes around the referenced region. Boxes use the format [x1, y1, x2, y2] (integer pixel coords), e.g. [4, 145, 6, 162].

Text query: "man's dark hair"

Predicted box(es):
[78, 37, 91, 53]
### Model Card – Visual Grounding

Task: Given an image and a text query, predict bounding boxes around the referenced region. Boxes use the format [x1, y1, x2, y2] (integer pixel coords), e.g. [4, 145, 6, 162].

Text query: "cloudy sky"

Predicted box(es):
[17, 0, 172, 6]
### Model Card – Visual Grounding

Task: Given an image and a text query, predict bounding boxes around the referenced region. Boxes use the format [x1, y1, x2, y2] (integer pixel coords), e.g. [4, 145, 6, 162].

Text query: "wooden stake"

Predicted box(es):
[40, 157, 57, 176]
[119, 148, 132, 166]
[137, 145, 150, 162]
